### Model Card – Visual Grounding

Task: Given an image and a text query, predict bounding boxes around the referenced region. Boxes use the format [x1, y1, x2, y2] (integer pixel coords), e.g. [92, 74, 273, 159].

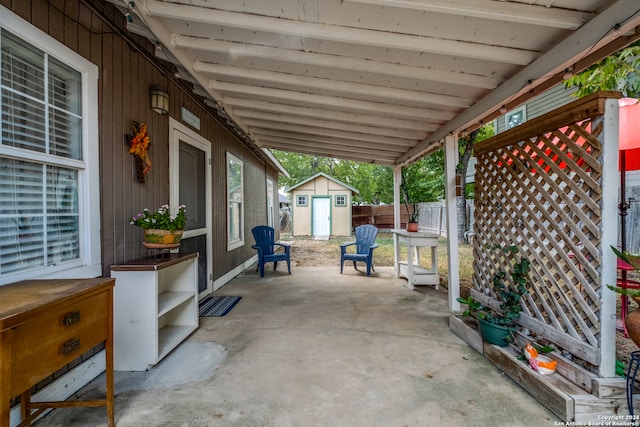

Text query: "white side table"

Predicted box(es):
[392, 229, 439, 290]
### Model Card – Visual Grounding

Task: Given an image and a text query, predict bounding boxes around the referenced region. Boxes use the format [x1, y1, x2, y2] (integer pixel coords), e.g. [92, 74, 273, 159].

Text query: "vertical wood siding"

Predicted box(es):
[2, 0, 279, 281]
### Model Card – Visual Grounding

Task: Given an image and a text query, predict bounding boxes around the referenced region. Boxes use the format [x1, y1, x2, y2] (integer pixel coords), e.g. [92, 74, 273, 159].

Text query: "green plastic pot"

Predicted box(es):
[478, 318, 516, 347]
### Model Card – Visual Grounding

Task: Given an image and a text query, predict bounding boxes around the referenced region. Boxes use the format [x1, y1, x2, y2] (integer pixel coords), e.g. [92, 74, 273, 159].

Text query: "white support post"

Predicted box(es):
[444, 135, 460, 312]
[393, 166, 402, 278]
[393, 166, 402, 230]
[599, 98, 620, 378]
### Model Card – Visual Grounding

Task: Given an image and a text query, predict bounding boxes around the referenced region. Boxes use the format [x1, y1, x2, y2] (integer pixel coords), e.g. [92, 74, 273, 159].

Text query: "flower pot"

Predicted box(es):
[143, 229, 184, 249]
[478, 318, 516, 347]
[406, 222, 419, 232]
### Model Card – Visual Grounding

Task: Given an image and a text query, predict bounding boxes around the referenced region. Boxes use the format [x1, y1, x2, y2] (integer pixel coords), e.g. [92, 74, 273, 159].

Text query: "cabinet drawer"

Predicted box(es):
[7, 291, 109, 396]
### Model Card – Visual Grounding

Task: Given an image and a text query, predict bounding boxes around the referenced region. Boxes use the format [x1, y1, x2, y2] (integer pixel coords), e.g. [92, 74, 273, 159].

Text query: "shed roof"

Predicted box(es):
[285, 172, 360, 194]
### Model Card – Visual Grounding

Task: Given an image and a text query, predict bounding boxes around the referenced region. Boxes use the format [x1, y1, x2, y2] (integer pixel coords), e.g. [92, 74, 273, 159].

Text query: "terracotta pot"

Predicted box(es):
[625, 297, 640, 348]
[143, 229, 184, 249]
[406, 222, 419, 232]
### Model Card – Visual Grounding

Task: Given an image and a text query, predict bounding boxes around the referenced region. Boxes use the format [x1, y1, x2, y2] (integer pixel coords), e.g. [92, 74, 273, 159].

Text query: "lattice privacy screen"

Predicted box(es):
[472, 93, 619, 368]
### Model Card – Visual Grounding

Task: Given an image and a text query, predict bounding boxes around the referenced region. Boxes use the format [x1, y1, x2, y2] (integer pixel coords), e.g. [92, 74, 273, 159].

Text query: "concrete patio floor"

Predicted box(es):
[36, 265, 558, 426]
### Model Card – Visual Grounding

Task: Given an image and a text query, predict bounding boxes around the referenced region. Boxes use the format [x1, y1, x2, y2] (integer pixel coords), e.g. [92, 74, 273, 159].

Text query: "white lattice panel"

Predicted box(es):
[471, 93, 620, 368]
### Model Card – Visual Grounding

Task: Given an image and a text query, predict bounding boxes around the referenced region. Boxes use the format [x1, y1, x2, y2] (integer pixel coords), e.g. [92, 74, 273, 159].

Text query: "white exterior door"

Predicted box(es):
[312, 197, 331, 237]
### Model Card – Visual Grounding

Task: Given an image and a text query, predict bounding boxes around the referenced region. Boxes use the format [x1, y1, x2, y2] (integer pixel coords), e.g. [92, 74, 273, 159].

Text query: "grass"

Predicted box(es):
[285, 231, 475, 289]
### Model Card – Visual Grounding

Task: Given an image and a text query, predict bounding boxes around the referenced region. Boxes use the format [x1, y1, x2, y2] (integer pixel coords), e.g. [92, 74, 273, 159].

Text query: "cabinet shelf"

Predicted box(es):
[158, 325, 198, 361]
[158, 291, 195, 317]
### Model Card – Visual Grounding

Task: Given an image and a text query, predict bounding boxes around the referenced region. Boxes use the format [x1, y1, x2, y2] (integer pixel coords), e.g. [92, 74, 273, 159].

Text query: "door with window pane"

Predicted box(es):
[171, 122, 212, 297]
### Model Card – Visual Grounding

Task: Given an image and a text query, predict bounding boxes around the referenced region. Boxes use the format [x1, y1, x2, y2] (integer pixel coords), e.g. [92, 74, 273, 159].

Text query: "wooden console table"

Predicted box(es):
[392, 229, 440, 290]
[0, 278, 115, 427]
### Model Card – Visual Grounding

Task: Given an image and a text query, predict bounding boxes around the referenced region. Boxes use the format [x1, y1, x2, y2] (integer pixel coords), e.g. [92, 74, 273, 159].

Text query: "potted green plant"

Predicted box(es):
[130, 204, 187, 248]
[457, 245, 530, 346]
[406, 204, 419, 232]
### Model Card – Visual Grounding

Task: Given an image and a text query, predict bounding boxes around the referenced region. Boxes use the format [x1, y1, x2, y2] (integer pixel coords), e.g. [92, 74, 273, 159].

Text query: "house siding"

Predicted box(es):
[527, 84, 578, 120]
[495, 84, 577, 133]
[1, 0, 282, 412]
[0, 0, 279, 281]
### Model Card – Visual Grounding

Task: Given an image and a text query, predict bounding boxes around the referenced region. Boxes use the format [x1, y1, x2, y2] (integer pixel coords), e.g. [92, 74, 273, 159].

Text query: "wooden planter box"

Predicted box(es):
[449, 315, 629, 422]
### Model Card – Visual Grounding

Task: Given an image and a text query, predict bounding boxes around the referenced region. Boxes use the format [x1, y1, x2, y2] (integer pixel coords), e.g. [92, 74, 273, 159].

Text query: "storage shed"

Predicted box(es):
[286, 173, 359, 237]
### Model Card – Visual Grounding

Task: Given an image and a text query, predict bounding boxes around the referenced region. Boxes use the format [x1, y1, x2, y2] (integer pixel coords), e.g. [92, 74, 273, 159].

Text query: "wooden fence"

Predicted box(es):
[352, 205, 411, 229]
[352, 201, 474, 238]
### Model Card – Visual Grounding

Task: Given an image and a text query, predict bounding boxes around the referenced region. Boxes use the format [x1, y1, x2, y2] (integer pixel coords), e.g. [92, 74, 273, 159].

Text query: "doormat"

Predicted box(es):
[199, 296, 242, 317]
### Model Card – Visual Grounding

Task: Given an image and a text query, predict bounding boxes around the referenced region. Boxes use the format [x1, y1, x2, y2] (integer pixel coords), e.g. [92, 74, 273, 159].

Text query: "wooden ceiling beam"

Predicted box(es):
[146, 0, 537, 64]
[212, 82, 455, 121]
[235, 110, 427, 140]
[256, 138, 398, 164]
[344, 0, 591, 30]
[225, 99, 436, 131]
[193, 62, 472, 109]
[245, 120, 417, 146]
[176, 36, 502, 89]
[251, 127, 412, 149]
[255, 134, 405, 157]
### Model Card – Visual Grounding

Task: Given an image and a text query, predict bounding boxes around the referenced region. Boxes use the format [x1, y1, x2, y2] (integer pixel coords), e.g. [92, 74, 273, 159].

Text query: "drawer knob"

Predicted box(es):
[61, 338, 80, 355]
[62, 311, 81, 326]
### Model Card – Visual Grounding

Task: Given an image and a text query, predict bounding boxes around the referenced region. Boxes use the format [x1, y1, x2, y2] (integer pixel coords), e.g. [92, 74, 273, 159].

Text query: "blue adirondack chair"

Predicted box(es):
[340, 224, 379, 276]
[251, 225, 291, 277]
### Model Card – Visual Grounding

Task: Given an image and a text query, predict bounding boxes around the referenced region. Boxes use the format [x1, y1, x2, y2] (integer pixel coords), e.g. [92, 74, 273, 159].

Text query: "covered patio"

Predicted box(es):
[35, 266, 557, 426]
[2, 1, 639, 425]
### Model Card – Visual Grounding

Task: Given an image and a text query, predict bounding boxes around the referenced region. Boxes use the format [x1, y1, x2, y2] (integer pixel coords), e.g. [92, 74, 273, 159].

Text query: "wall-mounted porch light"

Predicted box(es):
[150, 87, 169, 114]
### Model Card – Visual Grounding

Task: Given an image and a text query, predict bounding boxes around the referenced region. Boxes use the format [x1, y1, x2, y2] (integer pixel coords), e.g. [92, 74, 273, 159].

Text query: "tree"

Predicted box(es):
[563, 41, 640, 97]
[454, 123, 494, 242]
[401, 149, 445, 207]
[274, 151, 337, 190]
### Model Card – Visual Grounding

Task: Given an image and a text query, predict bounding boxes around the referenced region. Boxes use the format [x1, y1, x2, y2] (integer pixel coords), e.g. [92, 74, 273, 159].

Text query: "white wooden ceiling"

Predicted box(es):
[111, 0, 640, 166]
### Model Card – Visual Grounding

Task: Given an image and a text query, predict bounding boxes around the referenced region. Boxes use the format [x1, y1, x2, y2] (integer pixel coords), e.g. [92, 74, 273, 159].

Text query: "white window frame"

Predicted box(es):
[335, 195, 347, 207]
[504, 105, 526, 130]
[226, 151, 244, 251]
[296, 195, 308, 206]
[266, 179, 274, 228]
[0, 8, 101, 285]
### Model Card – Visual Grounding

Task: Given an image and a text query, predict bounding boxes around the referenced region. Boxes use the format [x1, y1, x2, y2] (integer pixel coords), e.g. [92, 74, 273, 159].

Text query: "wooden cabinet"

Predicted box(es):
[0, 278, 115, 427]
[392, 230, 440, 290]
[110, 253, 199, 371]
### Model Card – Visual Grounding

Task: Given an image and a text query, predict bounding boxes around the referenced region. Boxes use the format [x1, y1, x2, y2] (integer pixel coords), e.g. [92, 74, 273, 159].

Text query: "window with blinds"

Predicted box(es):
[1, 29, 83, 278]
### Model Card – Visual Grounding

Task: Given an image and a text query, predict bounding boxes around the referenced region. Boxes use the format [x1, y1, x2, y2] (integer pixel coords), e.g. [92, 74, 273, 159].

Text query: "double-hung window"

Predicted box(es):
[226, 152, 244, 250]
[0, 15, 100, 285]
